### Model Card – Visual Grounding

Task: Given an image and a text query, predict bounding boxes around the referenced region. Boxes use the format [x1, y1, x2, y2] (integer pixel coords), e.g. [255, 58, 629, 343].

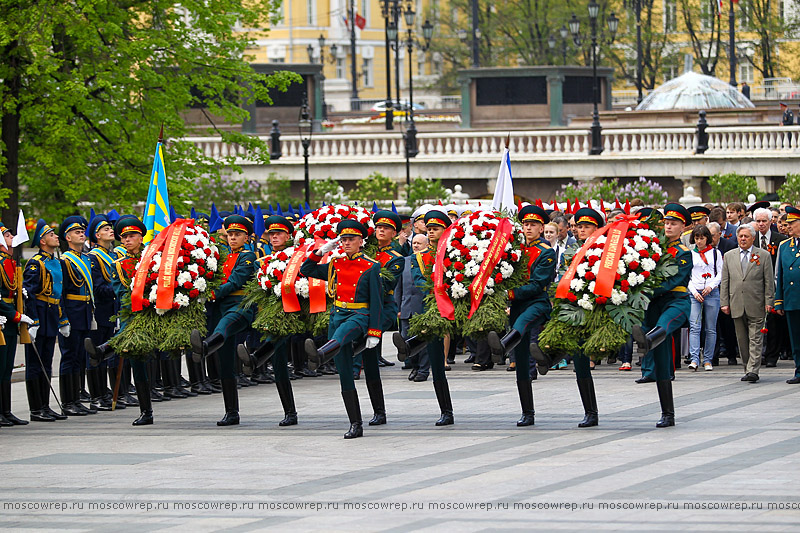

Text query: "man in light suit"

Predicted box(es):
[395, 233, 430, 381]
[720, 224, 775, 383]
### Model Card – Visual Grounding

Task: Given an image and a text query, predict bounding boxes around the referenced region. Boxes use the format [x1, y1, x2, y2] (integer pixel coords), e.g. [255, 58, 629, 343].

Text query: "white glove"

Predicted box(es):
[115, 318, 121, 332]
[365, 336, 380, 349]
[19, 314, 34, 326]
[0, 316, 6, 326]
[318, 237, 341, 255]
[28, 326, 38, 341]
[59, 324, 71, 338]
[22, 288, 28, 298]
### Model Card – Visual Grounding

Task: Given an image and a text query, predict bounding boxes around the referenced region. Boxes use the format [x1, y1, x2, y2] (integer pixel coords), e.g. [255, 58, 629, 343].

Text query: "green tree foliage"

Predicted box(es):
[310, 177, 345, 205]
[349, 172, 398, 205]
[0, 0, 300, 223]
[263, 173, 298, 209]
[406, 177, 450, 209]
[708, 173, 762, 204]
[778, 174, 800, 206]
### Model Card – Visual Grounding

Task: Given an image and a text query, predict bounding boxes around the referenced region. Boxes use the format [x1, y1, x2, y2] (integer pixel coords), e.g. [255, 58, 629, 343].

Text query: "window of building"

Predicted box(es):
[662, 64, 679, 82]
[362, 58, 373, 87]
[664, 0, 677, 32]
[360, 0, 369, 27]
[700, 0, 713, 31]
[739, 62, 754, 83]
[307, 0, 316, 26]
[336, 57, 346, 79]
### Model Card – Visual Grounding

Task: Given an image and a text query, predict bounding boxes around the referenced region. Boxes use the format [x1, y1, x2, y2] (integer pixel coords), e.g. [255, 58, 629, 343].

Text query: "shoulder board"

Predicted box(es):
[362, 256, 380, 264]
[31, 253, 43, 261]
[679, 245, 690, 252]
[539, 243, 551, 249]
[388, 249, 403, 258]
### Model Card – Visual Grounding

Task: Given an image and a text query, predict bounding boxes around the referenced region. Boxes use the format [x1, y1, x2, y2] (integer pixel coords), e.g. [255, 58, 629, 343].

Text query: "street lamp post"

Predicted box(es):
[729, 0, 737, 87]
[298, 97, 313, 205]
[380, 0, 395, 130]
[307, 36, 337, 121]
[571, 3, 618, 156]
[549, 25, 570, 66]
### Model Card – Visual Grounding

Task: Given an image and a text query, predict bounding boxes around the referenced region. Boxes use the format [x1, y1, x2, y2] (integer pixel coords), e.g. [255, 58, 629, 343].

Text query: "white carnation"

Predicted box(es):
[461, 235, 478, 248]
[295, 278, 310, 298]
[149, 285, 158, 302]
[207, 257, 217, 271]
[174, 293, 190, 307]
[194, 277, 207, 291]
[570, 278, 586, 292]
[640, 258, 657, 272]
[610, 289, 628, 305]
[486, 277, 495, 288]
[177, 271, 192, 286]
[273, 282, 282, 298]
[588, 281, 596, 293]
[577, 294, 594, 310]
[187, 263, 199, 273]
[190, 248, 206, 260]
[156, 308, 168, 316]
[627, 272, 641, 287]
[450, 282, 469, 299]
[617, 262, 627, 276]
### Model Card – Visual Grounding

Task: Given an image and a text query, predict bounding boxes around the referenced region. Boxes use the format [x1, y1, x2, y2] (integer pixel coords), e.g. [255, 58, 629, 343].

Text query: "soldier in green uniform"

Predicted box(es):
[0, 223, 35, 426]
[237, 214, 299, 426]
[632, 203, 693, 427]
[301, 220, 383, 439]
[775, 206, 800, 384]
[392, 210, 456, 426]
[487, 204, 556, 426]
[85, 215, 153, 425]
[190, 214, 257, 426]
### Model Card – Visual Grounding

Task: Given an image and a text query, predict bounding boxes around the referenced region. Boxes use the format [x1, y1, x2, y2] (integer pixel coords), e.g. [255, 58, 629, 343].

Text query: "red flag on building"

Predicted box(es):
[355, 13, 366, 30]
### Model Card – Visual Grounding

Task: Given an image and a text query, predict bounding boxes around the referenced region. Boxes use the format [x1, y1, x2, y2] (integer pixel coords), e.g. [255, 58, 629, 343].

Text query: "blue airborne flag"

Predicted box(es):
[143, 131, 171, 243]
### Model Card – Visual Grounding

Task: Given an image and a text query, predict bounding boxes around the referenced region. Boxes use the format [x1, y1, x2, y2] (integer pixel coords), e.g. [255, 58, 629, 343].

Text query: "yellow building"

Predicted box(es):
[247, 0, 442, 112]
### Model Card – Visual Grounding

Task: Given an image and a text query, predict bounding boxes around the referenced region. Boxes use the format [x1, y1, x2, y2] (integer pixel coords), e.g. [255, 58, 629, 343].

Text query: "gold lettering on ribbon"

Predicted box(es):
[156, 219, 191, 310]
[467, 219, 512, 319]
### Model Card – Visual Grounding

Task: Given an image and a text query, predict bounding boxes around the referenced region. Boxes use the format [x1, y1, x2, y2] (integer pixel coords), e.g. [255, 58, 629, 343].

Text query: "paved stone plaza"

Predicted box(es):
[2, 336, 800, 531]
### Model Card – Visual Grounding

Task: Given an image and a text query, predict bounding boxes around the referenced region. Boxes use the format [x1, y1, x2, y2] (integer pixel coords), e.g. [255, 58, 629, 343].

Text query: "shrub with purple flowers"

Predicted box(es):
[560, 177, 668, 206]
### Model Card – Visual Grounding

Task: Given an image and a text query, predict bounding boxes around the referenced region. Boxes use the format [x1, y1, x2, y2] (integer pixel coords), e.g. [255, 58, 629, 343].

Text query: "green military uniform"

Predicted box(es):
[774, 207, 800, 383]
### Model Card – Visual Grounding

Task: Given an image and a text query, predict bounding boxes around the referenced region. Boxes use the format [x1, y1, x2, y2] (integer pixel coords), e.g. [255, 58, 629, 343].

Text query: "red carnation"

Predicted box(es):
[142, 300, 151, 308]
[620, 280, 630, 292]
[652, 237, 660, 244]
[642, 236, 651, 244]
[652, 253, 661, 262]
[641, 223, 649, 230]
[277, 251, 288, 261]
[189, 289, 200, 298]
[567, 293, 578, 302]
[638, 249, 649, 258]
[443, 258, 452, 267]
[198, 266, 206, 275]
[327, 230, 337, 239]
[264, 280, 272, 289]
[596, 296, 608, 305]
[760, 328, 768, 334]
[494, 273, 504, 284]
[642, 271, 651, 279]
[204, 248, 211, 256]
[585, 272, 596, 281]
[367, 227, 374, 235]
[454, 261, 465, 271]
[629, 260, 639, 270]
[626, 231, 636, 238]
[195, 258, 204, 265]
[190, 271, 198, 279]
[275, 271, 283, 281]
[183, 281, 192, 289]
[587, 256, 599, 265]
[172, 302, 180, 309]
[205, 271, 214, 279]
[615, 273, 621, 281]
[455, 273, 464, 282]
[502, 252, 508, 260]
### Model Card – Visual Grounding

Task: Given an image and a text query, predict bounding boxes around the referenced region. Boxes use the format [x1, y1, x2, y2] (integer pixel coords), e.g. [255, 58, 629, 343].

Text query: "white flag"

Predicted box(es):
[11, 209, 29, 248]
[492, 147, 516, 213]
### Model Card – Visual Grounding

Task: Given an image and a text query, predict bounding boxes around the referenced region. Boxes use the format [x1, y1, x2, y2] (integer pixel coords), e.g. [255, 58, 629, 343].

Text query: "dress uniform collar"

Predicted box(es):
[346, 251, 364, 260]
[38, 250, 54, 259]
[427, 244, 436, 253]
[668, 239, 681, 247]
[0, 250, 10, 259]
[230, 246, 244, 253]
[379, 244, 394, 252]
[526, 238, 541, 247]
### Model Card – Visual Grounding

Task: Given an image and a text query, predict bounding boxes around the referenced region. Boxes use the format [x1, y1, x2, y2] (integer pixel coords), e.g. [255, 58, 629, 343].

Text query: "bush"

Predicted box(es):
[186, 174, 263, 213]
[263, 172, 299, 208]
[708, 173, 761, 204]
[310, 177, 345, 205]
[349, 172, 398, 205]
[617, 177, 669, 206]
[778, 173, 800, 205]
[406, 177, 450, 209]
[560, 177, 667, 206]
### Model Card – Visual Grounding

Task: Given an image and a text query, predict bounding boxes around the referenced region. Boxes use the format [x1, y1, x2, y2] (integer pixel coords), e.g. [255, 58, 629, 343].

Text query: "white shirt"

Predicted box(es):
[688, 247, 723, 296]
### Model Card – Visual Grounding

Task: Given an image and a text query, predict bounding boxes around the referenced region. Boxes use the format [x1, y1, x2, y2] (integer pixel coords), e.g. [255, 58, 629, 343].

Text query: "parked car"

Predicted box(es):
[370, 100, 425, 113]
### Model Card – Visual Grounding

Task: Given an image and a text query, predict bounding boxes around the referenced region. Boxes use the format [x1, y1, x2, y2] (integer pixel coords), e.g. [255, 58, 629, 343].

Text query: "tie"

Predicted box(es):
[761, 235, 767, 250]
[741, 250, 749, 273]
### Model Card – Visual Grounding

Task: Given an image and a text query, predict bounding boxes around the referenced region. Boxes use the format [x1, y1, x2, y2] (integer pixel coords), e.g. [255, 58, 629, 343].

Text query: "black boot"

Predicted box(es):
[187, 356, 210, 395]
[190, 330, 224, 362]
[275, 380, 298, 426]
[39, 374, 67, 420]
[239, 341, 276, 375]
[26, 379, 54, 422]
[516, 379, 535, 426]
[120, 364, 138, 407]
[392, 333, 428, 362]
[656, 380, 675, 427]
[162, 359, 188, 399]
[433, 379, 454, 426]
[577, 377, 599, 427]
[85, 338, 114, 367]
[632, 325, 668, 354]
[60, 374, 85, 416]
[305, 339, 340, 371]
[488, 330, 523, 365]
[73, 372, 96, 414]
[341, 388, 363, 439]
[217, 377, 240, 426]
[366, 379, 386, 426]
[87, 368, 112, 411]
[0, 382, 12, 426]
[173, 359, 195, 397]
[529, 341, 552, 376]
[2, 381, 28, 425]
[132, 380, 153, 426]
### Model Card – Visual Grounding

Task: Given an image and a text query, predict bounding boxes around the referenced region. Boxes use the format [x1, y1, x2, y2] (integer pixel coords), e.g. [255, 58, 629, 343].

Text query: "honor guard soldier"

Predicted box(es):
[86, 215, 125, 411]
[632, 203, 693, 427]
[543, 207, 604, 428]
[392, 209, 456, 427]
[775, 206, 800, 384]
[301, 220, 383, 439]
[487, 204, 556, 426]
[57, 216, 99, 417]
[23, 220, 69, 422]
[237, 214, 300, 426]
[0, 223, 35, 426]
[85, 215, 153, 424]
[190, 214, 257, 426]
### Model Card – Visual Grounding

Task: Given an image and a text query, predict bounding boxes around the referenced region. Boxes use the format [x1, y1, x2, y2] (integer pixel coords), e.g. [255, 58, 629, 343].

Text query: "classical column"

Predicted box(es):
[547, 74, 565, 127]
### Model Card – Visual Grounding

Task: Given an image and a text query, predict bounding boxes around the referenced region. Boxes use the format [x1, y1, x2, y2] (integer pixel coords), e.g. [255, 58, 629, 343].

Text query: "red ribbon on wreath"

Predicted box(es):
[131, 218, 193, 312]
[467, 218, 513, 318]
[432, 225, 456, 320]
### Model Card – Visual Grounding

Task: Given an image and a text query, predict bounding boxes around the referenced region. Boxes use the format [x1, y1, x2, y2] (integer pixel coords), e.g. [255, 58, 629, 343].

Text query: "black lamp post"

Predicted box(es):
[298, 97, 312, 205]
[728, 0, 737, 87]
[400, 11, 433, 188]
[380, 0, 396, 130]
[549, 25, 570, 66]
[307, 35, 337, 121]
[570, 3, 617, 156]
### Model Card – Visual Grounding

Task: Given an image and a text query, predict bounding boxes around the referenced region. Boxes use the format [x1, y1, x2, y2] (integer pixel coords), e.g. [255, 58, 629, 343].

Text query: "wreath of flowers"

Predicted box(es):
[409, 209, 528, 339]
[243, 204, 379, 339]
[538, 214, 678, 360]
[111, 222, 226, 359]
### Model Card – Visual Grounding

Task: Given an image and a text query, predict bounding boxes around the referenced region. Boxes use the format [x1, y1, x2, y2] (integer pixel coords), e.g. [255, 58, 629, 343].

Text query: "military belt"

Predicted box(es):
[66, 294, 91, 302]
[1, 297, 12, 304]
[36, 295, 59, 305]
[670, 286, 688, 293]
[334, 300, 368, 310]
[229, 290, 245, 296]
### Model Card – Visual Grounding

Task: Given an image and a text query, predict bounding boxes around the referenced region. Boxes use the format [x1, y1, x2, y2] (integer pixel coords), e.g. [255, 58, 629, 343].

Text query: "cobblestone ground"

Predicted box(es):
[2, 336, 800, 531]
